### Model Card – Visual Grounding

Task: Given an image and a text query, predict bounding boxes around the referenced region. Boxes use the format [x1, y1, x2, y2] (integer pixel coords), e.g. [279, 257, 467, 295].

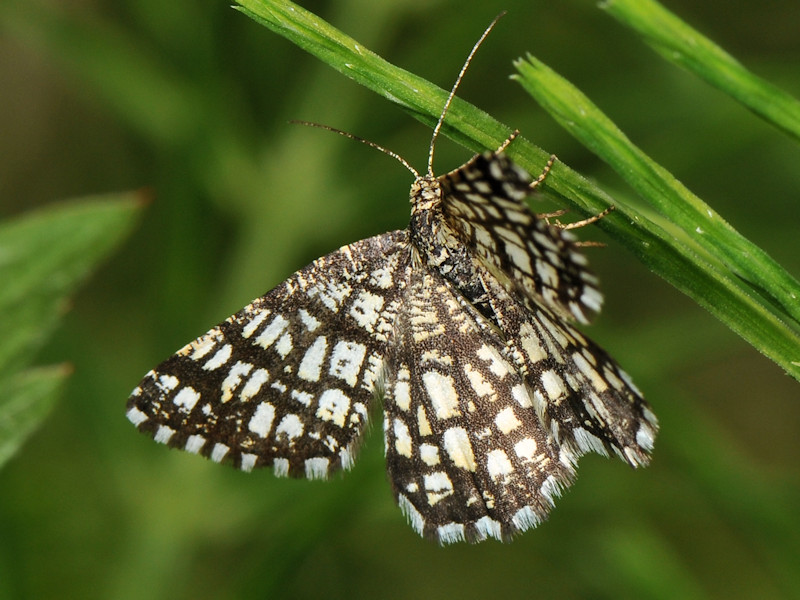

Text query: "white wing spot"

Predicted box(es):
[220, 361, 254, 403]
[473, 180, 491, 194]
[392, 367, 411, 411]
[156, 374, 179, 393]
[535, 259, 559, 289]
[541, 370, 567, 400]
[505, 241, 533, 275]
[298, 336, 328, 382]
[419, 443, 440, 466]
[241, 309, 270, 338]
[495, 226, 524, 247]
[173, 387, 201, 412]
[393, 418, 412, 458]
[368, 262, 396, 289]
[424, 472, 454, 506]
[519, 323, 547, 363]
[573, 352, 608, 392]
[422, 371, 460, 419]
[417, 405, 433, 436]
[328, 341, 367, 387]
[349, 289, 385, 331]
[240, 368, 269, 401]
[126, 406, 148, 426]
[202, 344, 232, 371]
[463, 363, 495, 397]
[494, 406, 522, 434]
[323, 435, 339, 452]
[305, 457, 330, 479]
[511, 384, 534, 408]
[184, 434, 206, 454]
[254, 314, 289, 350]
[275, 333, 293, 358]
[421, 349, 453, 366]
[514, 437, 538, 461]
[273, 458, 290, 477]
[210, 443, 229, 463]
[314, 280, 352, 311]
[476, 344, 512, 377]
[474, 226, 496, 252]
[290, 389, 313, 407]
[361, 353, 384, 391]
[352, 402, 368, 424]
[442, 427, 477, 471]
[581, 286, 603, 314]
[394, 380, 411, 412]
[298, 308, 321, 332]
[316, 389, 351, 428]
[539, 311, 571, 349]
[154, 425, 175, 444]
[185, 335, 220, 360]
[240, 453, 258, 472]
[489, 160, 504, 180]
[248, 402, 275, 438]
[486, 449, 514, 480]
[276, 414, 304, 442]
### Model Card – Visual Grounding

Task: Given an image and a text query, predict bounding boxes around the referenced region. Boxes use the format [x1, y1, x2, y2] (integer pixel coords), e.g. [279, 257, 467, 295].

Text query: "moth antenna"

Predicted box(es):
[427, 12, 506, 176]
[290, 120, 420, 179]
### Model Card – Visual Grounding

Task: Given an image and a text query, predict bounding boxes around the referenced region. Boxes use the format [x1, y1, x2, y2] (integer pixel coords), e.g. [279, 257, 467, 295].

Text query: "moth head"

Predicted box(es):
[409, 175, 443, 213]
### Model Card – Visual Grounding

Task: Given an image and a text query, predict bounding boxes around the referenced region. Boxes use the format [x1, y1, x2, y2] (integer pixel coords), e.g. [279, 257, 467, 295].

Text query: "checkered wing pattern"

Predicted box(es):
[383, 267, 576, 543]
[127, 231, 411, 478]
[477, 264, 657, 468]
[440, 151, 602, 324]
[127, 145, 658, 544]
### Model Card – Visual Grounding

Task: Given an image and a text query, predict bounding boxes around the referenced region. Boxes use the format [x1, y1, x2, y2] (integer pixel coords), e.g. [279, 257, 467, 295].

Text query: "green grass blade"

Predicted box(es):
[601, 0, 800, 143]
[514, 56, 800, 381]
[234, 0, 536, 158]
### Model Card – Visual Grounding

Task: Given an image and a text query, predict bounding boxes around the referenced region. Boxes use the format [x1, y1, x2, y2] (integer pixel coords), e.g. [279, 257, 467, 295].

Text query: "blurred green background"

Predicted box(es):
[1, 0, 799, 598]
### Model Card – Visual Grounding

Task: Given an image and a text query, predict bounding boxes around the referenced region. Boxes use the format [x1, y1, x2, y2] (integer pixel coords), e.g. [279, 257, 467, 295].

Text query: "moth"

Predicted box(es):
[127, 16, 657, 544]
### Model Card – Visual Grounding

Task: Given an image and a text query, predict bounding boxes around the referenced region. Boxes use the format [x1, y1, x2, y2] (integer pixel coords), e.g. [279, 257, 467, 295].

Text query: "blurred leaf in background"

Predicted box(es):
[0, 195, 142, 470]
[0, 1, 798, 599]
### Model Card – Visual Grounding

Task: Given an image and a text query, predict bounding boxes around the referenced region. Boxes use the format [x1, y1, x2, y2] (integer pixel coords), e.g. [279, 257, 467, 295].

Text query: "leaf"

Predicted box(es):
[0, 193, 144, 466]
[0, 366, 69, 469]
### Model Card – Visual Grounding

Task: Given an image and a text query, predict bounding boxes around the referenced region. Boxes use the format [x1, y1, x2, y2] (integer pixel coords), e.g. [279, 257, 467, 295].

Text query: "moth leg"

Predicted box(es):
[495, 129, 520, 154]
[529, 154, 556, 191]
